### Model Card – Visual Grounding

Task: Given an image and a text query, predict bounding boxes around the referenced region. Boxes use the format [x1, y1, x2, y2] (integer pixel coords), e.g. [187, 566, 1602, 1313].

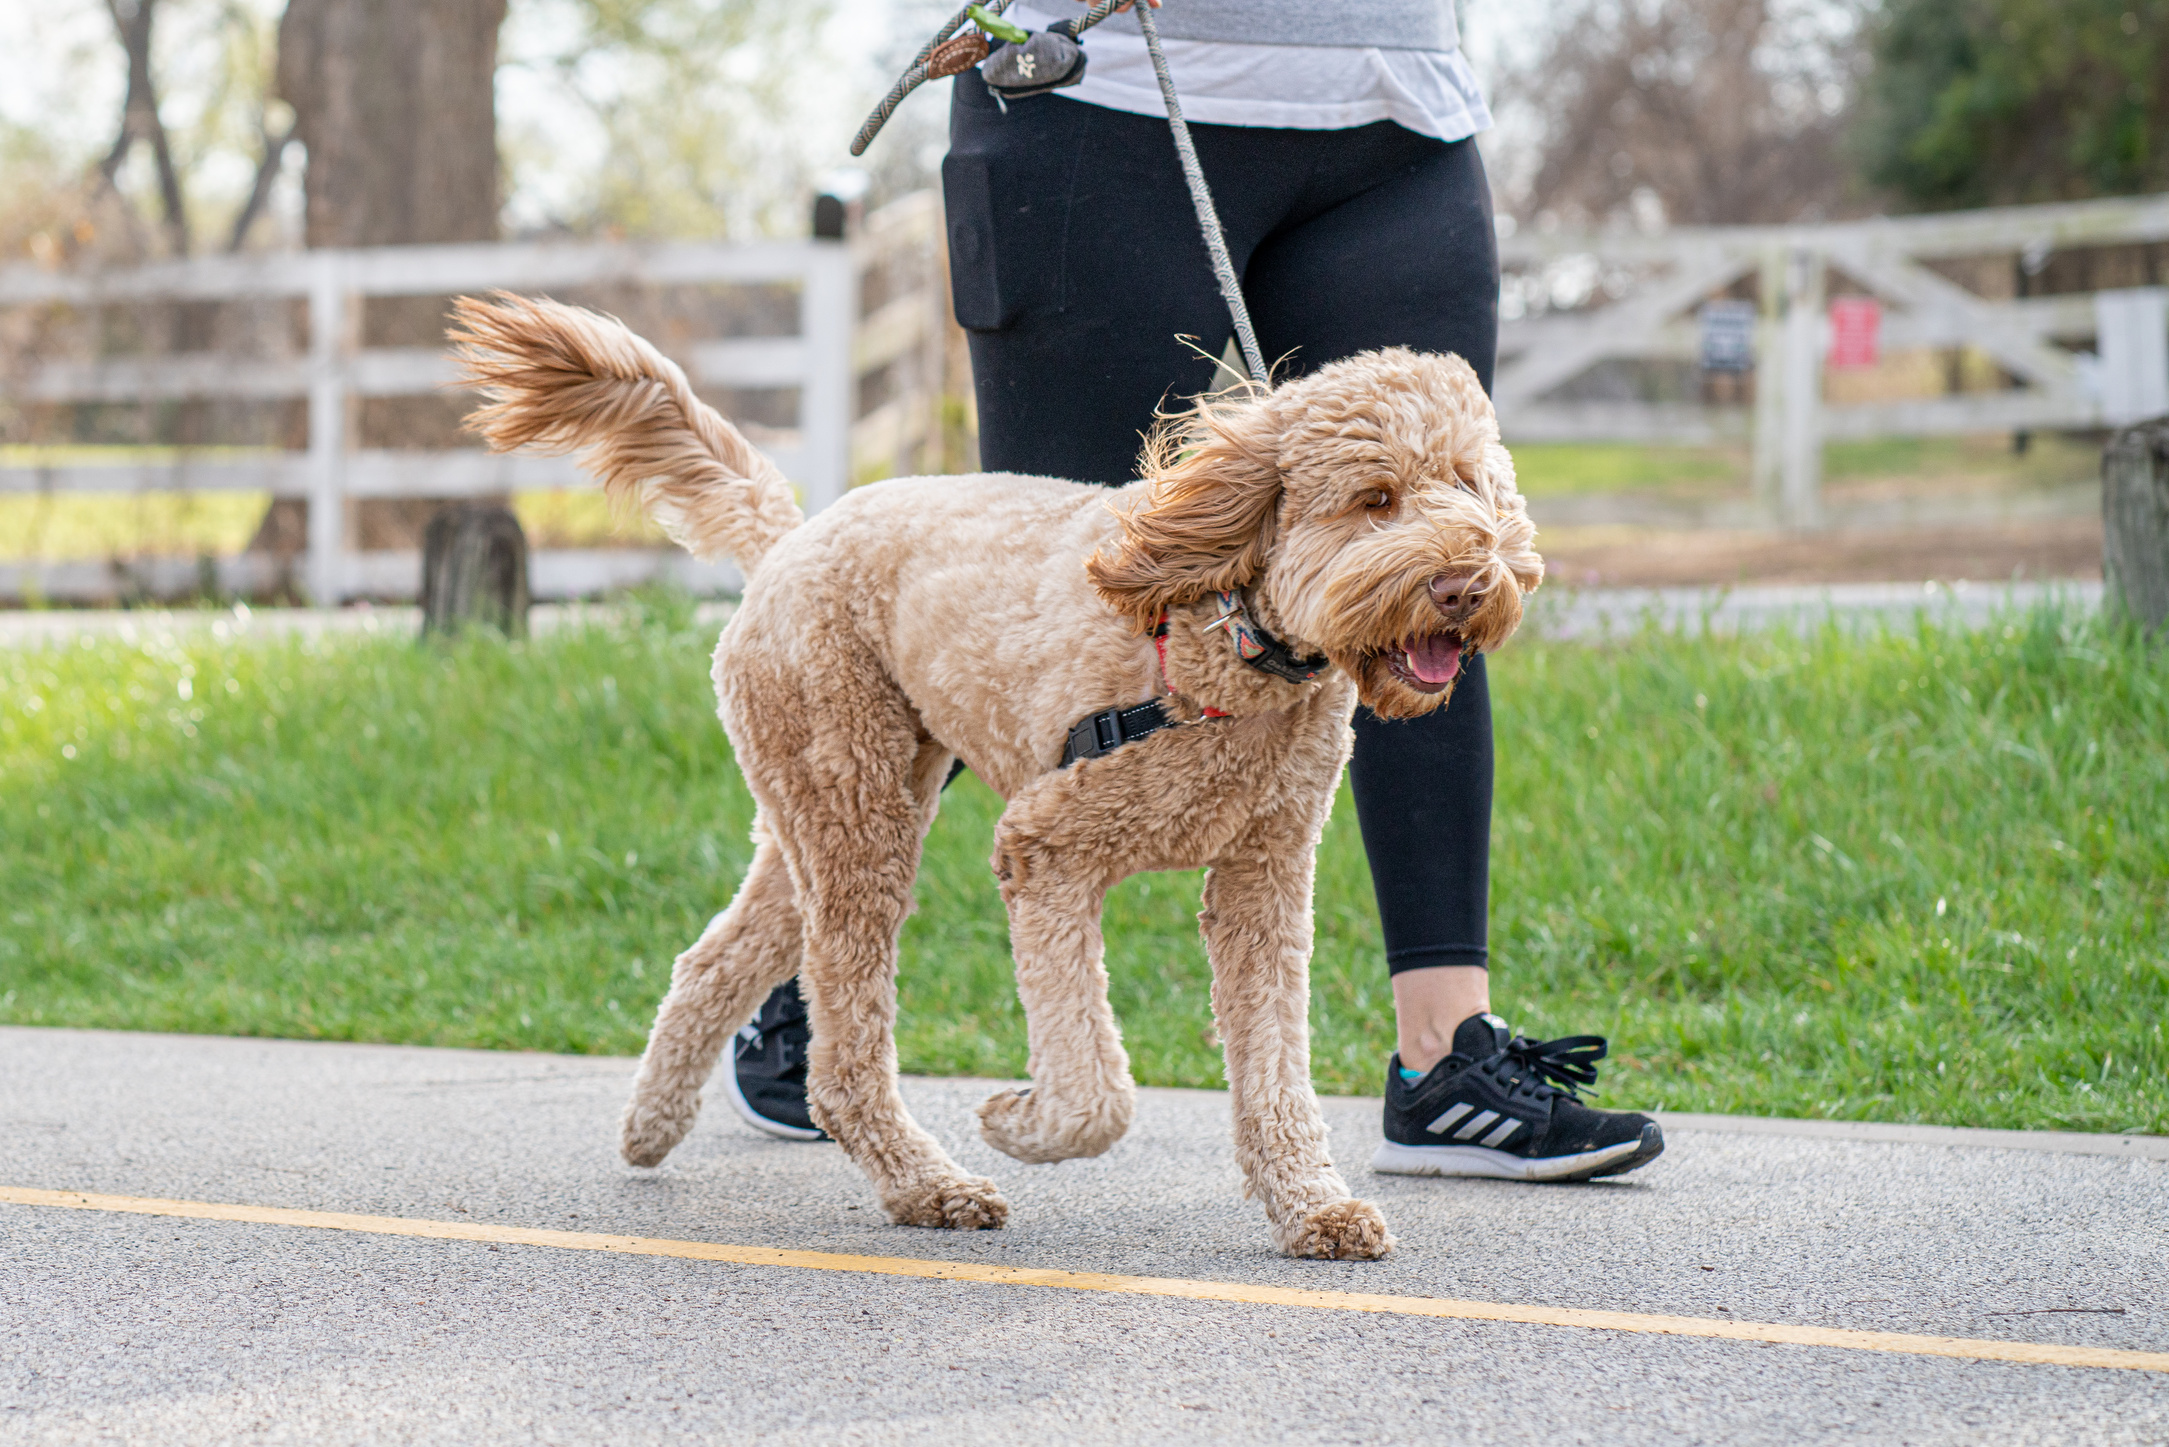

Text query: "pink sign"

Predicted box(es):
[1828, 297, 1881, 369]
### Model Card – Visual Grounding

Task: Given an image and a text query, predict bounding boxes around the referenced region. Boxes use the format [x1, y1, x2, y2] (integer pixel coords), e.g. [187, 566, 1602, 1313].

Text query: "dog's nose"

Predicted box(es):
[1429, 572, 1484, 621]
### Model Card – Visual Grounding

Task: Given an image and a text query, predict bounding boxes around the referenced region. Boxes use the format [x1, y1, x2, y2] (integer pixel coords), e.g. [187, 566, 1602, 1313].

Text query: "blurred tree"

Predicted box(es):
[275, 0, 506, 246]
[1496, 0, 1863, 228]
[97, 0, 193, 254]
[5, 0, 866, 260]
[253, 0, 508, 555]
[495, 0, 839, 240]
[1854, 0, 2169, 209]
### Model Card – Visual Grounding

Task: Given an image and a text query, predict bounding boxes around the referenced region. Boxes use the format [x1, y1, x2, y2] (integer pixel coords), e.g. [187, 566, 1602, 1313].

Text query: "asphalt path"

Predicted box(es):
[3, 1026, 2164, 1445]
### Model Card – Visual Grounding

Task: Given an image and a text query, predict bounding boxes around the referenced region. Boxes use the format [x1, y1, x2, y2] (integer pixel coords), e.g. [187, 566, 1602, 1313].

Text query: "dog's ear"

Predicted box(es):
[1086, 394, 1283, 629]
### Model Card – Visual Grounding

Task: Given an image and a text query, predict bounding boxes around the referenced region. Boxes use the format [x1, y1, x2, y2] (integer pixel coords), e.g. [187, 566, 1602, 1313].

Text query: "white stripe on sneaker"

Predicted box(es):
[1480, 1117, 1523, 1148]
[1369, 1133, 1654, 1182]
[1454, 1109, 1501, 1141]
[1425, 1102, 1474, 1136]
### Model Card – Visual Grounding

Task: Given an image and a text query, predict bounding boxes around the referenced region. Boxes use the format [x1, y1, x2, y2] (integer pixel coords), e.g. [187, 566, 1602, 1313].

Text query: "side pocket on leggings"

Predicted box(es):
[942, 152, 1009, 331]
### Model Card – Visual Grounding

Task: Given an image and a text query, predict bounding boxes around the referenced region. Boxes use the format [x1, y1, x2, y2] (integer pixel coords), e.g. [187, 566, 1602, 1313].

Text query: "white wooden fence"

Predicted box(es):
[10, 188, 2166, 597]
[1496, 191, 2169, 526]
[0, 193, 949, 604]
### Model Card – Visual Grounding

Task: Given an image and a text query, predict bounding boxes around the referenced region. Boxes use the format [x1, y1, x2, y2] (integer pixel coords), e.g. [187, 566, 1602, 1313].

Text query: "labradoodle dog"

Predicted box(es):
[451, 294, 1541, 1260]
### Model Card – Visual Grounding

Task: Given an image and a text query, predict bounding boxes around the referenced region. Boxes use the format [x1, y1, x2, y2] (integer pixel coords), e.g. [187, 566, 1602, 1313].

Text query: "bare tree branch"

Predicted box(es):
[1500, 0, 1861, 228]
[96, 0, 147, 188]
[97, 0, 192, 254]
[227, 121, 296, 252]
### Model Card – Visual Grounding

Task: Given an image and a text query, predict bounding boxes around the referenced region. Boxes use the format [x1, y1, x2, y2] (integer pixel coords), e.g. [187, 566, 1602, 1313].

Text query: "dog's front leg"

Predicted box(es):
[1200, 838, 1394, 1260]
[976, 860, 1136, 1164]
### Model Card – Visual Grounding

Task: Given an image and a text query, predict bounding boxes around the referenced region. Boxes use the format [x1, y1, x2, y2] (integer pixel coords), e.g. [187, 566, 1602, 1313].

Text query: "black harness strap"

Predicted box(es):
[1060, 698, 1175, 768]
[1059, 601, 1329, 769]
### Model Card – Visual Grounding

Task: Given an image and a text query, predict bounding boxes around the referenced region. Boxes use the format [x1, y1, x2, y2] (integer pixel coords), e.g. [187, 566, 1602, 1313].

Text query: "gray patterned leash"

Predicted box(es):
[1128, 1, 1266, 385]
[851, 1, 1010, 157]
[854, 0, 1128, 156]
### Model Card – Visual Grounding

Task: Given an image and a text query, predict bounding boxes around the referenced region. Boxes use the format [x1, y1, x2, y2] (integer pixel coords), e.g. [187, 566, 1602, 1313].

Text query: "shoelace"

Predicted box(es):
[1480, 1034, 1608, 1103]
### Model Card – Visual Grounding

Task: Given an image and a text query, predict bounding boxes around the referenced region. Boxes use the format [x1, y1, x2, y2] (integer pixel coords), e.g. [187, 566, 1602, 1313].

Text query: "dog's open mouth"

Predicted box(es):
[1383, 632, 1464, 693]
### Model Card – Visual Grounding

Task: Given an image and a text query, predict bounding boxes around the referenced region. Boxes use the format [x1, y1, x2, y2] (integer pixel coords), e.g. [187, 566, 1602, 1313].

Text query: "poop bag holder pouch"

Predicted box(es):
[980, 29, 1087, 99]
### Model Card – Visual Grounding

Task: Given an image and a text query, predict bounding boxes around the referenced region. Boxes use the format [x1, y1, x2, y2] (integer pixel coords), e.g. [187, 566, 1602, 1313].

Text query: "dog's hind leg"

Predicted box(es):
[620, 818, 801, 1167]
[974, 857, 1136, 1165]
[1201, 832, 1394, 1261]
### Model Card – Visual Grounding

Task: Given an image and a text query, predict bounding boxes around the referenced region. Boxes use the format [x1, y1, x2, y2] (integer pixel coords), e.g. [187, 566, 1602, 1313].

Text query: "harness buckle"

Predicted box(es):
[1062, 700, 1171, 768]
[1067, 707, 1120, 763]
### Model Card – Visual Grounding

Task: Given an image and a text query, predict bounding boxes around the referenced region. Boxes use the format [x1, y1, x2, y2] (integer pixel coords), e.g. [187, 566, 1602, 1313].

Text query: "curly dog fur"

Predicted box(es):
[451, 293, 1542, 1260]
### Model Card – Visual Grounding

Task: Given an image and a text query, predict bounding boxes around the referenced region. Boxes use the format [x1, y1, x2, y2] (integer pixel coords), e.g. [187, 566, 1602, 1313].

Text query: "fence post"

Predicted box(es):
[305, 252, 354, 604]
[1750, 243, 1786, 515]
[1780, 244, 1826, 528]
[2103, 419, 2169, 632]
[799, 241, 857, 514]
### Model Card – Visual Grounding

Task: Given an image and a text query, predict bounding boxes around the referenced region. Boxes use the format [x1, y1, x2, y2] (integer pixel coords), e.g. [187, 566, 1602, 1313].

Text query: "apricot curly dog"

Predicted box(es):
[452, 293, 1541, 1260]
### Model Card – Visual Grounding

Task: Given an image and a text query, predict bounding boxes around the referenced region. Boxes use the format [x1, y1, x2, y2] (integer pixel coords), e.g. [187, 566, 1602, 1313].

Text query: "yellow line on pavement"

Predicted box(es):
[7, 1184, 2164, 1375]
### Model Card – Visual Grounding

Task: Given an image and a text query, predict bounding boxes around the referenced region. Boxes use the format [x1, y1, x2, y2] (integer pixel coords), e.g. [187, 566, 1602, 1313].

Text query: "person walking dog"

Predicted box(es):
[727, 0, 1664, 1184]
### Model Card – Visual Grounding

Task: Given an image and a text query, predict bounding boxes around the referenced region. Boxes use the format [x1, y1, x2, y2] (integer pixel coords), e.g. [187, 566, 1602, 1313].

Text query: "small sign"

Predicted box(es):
[1828, 297, 1881, 369]
[1698, 300, 1757, 373]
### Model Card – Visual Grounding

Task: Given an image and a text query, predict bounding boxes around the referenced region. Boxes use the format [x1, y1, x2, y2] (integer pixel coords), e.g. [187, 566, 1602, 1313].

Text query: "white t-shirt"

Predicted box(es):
[1003, 3, 1492, 141]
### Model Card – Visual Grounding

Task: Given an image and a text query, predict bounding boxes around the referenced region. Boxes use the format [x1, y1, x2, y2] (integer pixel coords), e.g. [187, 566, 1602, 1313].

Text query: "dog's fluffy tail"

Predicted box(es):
[449, 293, 802, 574]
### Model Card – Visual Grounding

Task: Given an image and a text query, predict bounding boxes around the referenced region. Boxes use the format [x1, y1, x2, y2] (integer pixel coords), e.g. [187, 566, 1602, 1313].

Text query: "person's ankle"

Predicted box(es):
[1399, 1030, 1455, 1078]
[1391, 965, 1492, 1076]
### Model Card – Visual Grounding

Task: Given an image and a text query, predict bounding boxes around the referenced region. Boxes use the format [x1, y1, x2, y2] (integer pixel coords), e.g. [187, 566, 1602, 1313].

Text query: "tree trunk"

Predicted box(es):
[275, 0, 505, 248]
[250, 0, 508, 564]
[2103, 418, 2169, 633]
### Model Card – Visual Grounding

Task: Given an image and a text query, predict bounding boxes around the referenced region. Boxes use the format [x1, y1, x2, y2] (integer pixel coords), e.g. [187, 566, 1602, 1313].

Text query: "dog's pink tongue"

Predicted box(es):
[1406, 635, 1463, 684]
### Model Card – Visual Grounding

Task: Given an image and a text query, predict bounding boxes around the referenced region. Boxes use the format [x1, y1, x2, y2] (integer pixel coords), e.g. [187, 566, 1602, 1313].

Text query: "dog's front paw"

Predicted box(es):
[882, 1172, 1010, 1231]
[977, 1084, 1132, 1164]
[619, 1094, 698, 1168]
[1276, 1198, 1395, 1260]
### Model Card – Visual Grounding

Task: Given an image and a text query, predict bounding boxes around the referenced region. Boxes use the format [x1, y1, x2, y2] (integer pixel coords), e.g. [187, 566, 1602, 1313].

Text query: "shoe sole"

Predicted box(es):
[720, 1059, 828, 1142]
[1370, 1122, 1664, 1182]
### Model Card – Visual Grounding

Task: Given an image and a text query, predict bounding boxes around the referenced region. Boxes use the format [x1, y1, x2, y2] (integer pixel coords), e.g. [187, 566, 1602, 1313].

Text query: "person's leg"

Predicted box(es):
[1242, 129, 1500, 1072]
[946, 73, 1243, 481]
[1242, 131, 1662, 1178]
[1362, 655, 1493, 1071]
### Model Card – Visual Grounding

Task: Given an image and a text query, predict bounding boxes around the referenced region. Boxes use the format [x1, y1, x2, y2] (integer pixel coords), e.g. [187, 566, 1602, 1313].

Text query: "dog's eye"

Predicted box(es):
[1360, 488, 1393, 512]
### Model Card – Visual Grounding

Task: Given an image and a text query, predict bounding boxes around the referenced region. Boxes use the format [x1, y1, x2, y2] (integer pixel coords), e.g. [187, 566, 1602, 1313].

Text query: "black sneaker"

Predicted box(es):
[722, 977, 829, 1141]
[1371, 1012, 1663, 1181]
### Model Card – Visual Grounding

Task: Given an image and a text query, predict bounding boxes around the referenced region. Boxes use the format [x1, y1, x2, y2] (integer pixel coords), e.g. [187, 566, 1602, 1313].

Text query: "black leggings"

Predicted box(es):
[944, 73, 1497, 973]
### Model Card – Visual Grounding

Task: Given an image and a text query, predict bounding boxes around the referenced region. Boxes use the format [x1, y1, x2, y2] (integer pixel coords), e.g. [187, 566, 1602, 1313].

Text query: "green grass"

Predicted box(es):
[0, 487, 657, 560]
[1822, 431, 2102, 489]
[1509, 443, 1745, 499]
[3, 597, 2164, 1131]
[0, 490, 276, 561]
[1508, 433, 2101, 500]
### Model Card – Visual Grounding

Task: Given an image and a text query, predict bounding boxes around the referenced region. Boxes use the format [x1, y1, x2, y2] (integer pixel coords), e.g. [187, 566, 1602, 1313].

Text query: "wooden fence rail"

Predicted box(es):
[9, 189, 2166, 602]
[1496, 191, 2169, 526]
[0, 192, 949, 604]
